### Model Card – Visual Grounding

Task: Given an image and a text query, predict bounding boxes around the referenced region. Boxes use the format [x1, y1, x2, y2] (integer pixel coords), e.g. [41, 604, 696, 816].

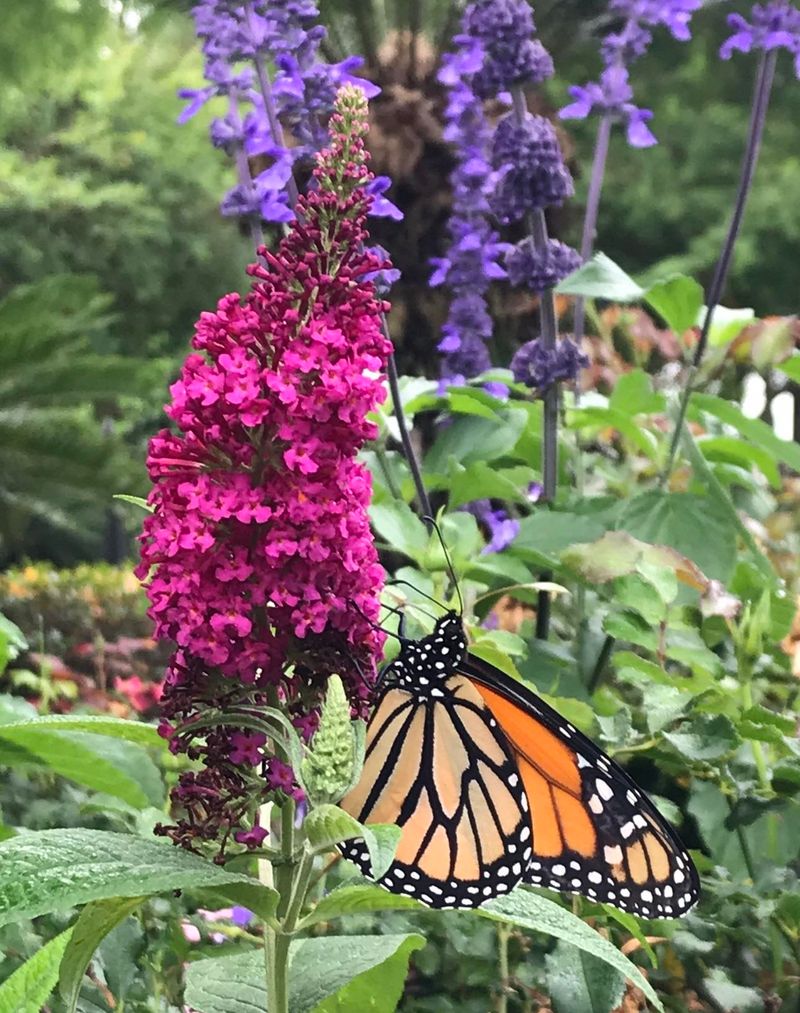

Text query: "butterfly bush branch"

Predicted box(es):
[139, 85, 390, 858]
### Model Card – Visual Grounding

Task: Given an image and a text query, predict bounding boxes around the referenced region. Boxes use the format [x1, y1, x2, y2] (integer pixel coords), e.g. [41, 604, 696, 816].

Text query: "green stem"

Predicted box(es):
[662, 51, 776, 484]
[496, 923, 511, 1013]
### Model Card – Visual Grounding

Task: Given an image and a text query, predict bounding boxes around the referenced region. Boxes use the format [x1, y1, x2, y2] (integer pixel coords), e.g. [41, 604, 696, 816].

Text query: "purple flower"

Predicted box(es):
[463, 500, 520, 553]
[563, 0, 700, 144]
[434, 39, 510, 380]
[506, 237, 582, 293]
[490, 112, 574, 223]
[560, 66, 657, 148]
[365, 177, 403, 220]
[231, 906, 254, 926]
[720, 2, 800, 75]
[462, 0, 555, 97]
[180, 0, 394, 230]
[511, 337, 589, 391]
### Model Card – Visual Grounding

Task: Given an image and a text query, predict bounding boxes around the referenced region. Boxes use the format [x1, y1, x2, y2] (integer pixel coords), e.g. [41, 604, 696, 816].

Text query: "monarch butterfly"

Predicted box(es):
[340, 610, 700, 917]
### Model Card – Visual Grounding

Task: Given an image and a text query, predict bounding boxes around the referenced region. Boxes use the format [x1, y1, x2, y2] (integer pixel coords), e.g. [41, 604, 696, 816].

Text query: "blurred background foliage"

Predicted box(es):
[2, 0, 800, 566]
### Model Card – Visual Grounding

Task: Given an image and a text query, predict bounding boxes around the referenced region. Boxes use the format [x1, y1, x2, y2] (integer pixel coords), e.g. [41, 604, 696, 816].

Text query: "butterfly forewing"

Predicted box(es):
[466, 660, 700, 918]
[340, 617, 532, 908]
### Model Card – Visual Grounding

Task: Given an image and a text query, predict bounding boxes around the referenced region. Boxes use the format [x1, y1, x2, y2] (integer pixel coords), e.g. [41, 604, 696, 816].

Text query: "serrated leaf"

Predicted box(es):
[545, 940, 627, 1013]
[555, 253, 644, 302]
[305, 805, 400, 880]
[0, 829, 277, 927]
[0, 927, 73, 1013]
[183, 934, 425, 1013]
[59, 897, 145, 1012]
[480, 890, 663, 1011]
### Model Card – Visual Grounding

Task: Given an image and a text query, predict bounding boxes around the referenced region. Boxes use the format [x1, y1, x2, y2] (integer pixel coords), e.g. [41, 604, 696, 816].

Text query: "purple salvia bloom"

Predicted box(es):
[434, 40, 510, 380]
[505, 237, 582, 293]
[720, 1, 800, 76]
[490, 112, 575, 223]
[461, 0, 555, 97]
[565, 0, 700, 144]
[560, 65, 657, 147]
[463, 500, 520, 553]
[511, 337, 589, 391]
[181, 0, 398, 229]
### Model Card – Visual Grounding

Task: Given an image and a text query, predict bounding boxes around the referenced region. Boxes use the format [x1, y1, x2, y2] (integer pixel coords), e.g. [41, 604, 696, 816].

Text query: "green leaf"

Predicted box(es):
[697, 435, 780, 488]
[112, 493, 153, 512]
[663, 714, 740, 761]
[777, 355, 800, 383]
[0, 726, 158, 808]
[568, 406, 658, 459]
[545, 940, 627, 1013]
[678, 424, 775, 584]
[369, 501, 428, 560]
[479, 890, 663, 1012]
[59, 896, 145, 1013]
[447, 461, 533, 510]
[0, 713, 163, 746]
[0, 615, 27, 675]
[514, 513, 606, 567]
[184, 934, 425, 1013]
[703, 970, 763, 1013]
[425, 410, 529, 470]
[468, 640, 524, 681]
[0, 829, 277, 927]
[616, 491, 737, 582]
[644, 275, 704, 335]
[298, 883, 422, 930]
[555, 253, 644, 302]
[692, 392, 800, 473]
[0, 927, 73, 1013]
[608, 369, 665, 417]
[296, 935, 425, 1013]
[305, 805, 400, 880]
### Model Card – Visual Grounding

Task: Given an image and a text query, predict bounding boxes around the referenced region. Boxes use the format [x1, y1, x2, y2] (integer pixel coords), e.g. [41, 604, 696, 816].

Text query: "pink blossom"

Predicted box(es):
[139, 88, 390, 855]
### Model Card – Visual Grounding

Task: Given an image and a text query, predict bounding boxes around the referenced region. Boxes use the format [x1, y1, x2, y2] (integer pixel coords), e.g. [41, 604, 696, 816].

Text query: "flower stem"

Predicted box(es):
[572, 113, 612, 347]
[241, 4, 430, 519]
[512, 87, 560, 639]
[228, 89, 265, 252]
[662, 50, 776, 484]
[495, 923, 511, 1013]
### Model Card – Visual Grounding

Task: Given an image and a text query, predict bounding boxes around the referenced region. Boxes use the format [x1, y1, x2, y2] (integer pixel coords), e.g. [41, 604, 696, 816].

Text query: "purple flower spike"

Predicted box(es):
[462, 0, 555, 97]
[511, 337, 589, 391]
[506, 237, 582, 294]
[490, 113, 575, 223]
[720, 2, 800, 76]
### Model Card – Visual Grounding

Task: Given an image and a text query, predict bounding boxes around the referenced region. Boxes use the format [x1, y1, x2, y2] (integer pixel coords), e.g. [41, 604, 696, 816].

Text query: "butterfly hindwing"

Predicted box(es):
[464, 655, 700, 918]
[339, 617, 532, 908]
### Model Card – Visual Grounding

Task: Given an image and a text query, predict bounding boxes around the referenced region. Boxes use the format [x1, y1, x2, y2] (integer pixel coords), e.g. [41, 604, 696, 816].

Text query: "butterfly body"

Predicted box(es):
[340, 612, 700, 917]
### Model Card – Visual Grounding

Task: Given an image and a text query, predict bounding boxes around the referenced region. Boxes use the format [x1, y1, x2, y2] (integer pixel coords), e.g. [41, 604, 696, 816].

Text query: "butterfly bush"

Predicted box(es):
[561, 0, 701, 146]
[137, 87, 390, 854]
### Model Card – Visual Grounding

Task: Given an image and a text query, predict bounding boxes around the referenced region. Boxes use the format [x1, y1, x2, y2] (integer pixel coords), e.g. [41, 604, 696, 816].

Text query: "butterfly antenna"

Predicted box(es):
[385, 579, 444, 616]
[422, 515, 464, 615]
[347, 598, 410, 646]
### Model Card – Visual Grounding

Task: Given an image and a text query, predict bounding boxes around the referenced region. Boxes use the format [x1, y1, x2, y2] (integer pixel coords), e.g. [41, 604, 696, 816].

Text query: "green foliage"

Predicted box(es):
[0, 926, 73, 1013]
[0, 276, 168, 563]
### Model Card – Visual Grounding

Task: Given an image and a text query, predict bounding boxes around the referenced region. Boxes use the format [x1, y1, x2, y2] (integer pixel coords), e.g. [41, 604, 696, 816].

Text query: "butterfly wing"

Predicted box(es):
[339, 673, 532, 908]
[462, 654, 700, 918]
